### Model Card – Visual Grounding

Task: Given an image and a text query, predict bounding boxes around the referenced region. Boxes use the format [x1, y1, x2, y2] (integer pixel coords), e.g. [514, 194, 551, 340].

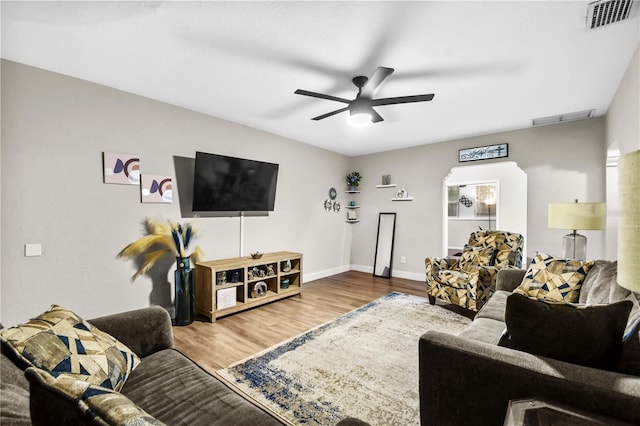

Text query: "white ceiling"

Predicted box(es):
[2, 1, 639, 156]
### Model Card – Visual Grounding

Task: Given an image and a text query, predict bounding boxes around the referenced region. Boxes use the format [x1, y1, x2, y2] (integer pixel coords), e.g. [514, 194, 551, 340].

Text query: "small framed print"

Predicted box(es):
[103, 152, 140, 185]
[141, 174, 173, 203]
[459, 143, 508, 162]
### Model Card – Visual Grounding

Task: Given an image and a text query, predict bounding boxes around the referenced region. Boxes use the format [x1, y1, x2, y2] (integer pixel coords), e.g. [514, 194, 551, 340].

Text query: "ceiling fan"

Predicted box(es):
[294, 67, 435, 124]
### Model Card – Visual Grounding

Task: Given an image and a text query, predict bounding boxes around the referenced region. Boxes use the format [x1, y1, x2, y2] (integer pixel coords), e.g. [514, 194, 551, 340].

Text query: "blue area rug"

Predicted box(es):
[216, 292, 471, 425]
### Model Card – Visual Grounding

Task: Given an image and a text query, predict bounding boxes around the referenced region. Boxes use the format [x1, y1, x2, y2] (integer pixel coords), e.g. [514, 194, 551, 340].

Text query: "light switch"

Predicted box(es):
[25, 243, 42, 257]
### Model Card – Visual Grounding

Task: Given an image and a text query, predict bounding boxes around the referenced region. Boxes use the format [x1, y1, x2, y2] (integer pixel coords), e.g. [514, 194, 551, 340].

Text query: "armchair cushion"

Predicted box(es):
[499, 293, 632, 371]
[513, 252, 594, 303]
[459, 245, 494, 272]
[468, 230, 524, 268]
[0, 305, 140, 392]
[436, 270, 473, 289]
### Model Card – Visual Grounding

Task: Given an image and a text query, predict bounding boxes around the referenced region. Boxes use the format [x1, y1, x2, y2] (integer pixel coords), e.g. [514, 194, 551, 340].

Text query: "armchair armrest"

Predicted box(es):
[496, 268, 527, 292]
[419, 331, 640, 426]
[88, 306, 174, 358]
[425, 257, 459, 278]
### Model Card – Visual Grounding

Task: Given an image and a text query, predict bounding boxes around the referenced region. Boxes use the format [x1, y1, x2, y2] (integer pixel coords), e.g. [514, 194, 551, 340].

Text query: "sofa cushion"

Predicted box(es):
[513, 252, 594, 303]
[459, 245, 494, 272]
[121, 348, 282, 426]
[619, 318, 640, 376]
[499, 293, 632, 371]
[0, 352, 31, 426]
[0, 305, 140, 391]
[459, 317, 505, 345]
[575, 260, 640, 376]
[26, 367, 165, 426]
[475, 290, 510, 322]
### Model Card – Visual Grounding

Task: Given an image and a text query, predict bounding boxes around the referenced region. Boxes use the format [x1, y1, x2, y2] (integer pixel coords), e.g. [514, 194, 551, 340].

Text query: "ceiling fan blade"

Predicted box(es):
[370, 108, 384, 123]
[372, 94, 435, 106]
[311, 107, 350, 121]
[294, 89, 351, 104]
[361, 67, 394, 98]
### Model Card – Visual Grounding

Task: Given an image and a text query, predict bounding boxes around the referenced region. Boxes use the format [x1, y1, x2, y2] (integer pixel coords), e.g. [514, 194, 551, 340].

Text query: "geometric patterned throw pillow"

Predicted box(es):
[27, 367, 165, 426]
[0, 305, 140, 391]
[513, 252, 594, 303]
[459, 245, 495, 273]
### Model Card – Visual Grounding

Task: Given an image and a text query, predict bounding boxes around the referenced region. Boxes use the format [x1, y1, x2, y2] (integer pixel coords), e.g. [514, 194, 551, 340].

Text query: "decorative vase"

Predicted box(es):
[174, 256, 194, 326]
[349, 186, 358, 191]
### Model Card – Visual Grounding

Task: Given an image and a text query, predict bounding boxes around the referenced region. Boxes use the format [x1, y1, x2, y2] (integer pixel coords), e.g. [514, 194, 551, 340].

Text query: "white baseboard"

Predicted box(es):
[350, 264, 373, 274]
[303, 264, 351, 283]
[303, 265, 424, 284]
[352, 264, 424, 281]
[391, 270, 425, 282]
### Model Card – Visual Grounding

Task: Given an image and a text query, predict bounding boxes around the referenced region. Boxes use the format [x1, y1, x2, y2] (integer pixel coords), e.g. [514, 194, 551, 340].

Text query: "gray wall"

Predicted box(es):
[3, 52, 633, 325]
[1, 60, 351, 325]
[350, 118, 608, 280]
[604, 44, 639, 259]
[608, 45, 640, 156]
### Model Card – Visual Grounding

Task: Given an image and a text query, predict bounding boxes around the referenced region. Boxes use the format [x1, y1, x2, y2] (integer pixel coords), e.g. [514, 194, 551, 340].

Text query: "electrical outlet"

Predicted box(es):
[400, 256, 406, 264]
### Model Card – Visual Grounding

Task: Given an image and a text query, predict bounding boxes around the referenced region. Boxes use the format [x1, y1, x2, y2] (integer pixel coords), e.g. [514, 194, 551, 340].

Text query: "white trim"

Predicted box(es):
[350, 264, 373, 274]
[391, 270, 425, 281]
[303, 265, 351, 283]
[303, 265, 425, 284]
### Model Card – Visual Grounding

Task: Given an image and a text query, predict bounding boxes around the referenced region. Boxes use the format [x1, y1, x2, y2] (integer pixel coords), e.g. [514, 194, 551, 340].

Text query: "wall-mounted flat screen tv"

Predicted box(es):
[192, 151, 279, 212]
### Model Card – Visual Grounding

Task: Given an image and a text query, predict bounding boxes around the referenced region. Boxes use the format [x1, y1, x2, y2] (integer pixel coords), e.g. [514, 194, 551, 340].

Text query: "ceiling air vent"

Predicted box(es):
[532, 109, 595, 127]
[587, 0, 636, 30]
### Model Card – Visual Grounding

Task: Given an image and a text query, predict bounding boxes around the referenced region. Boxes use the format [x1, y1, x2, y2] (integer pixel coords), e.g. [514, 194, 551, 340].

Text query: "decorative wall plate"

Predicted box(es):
[333, 201, 341, 212]
[329, 187, 337, 200]
[324, 199, 333, 211]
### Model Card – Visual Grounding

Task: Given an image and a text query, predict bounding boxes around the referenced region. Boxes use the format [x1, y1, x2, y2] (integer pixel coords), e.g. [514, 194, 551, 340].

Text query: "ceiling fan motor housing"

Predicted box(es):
[352, 75, 369, 91]
[350, 97, 372, 116]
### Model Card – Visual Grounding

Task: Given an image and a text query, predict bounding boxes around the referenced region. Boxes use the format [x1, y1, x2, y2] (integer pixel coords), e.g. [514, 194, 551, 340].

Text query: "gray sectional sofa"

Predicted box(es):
[1, 305, 368, 426]
[1, 306, 285, 425]
[419, 260, 640, 425]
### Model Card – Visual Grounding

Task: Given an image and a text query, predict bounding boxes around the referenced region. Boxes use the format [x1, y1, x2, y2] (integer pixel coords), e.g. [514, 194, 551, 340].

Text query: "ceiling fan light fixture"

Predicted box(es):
[349, 98, 373, 126]
[350, 111, 372, 127]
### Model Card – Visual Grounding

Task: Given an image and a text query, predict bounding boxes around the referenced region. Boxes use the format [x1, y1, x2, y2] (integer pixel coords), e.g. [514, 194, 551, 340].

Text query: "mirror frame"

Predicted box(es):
[373, 212, 397, 278]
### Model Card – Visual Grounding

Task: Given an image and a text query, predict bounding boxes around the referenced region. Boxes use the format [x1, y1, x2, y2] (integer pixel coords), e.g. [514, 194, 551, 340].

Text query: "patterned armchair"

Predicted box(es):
[425, 230, 524, 311]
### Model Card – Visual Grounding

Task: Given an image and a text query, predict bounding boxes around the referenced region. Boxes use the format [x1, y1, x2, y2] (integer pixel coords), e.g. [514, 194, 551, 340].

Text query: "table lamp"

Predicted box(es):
[548, 200, 606, 260]
[618, 149, 640, 292]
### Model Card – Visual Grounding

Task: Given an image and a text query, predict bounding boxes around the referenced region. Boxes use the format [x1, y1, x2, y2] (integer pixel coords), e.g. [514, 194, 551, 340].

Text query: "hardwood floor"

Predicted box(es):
[173, 271, 430, 373]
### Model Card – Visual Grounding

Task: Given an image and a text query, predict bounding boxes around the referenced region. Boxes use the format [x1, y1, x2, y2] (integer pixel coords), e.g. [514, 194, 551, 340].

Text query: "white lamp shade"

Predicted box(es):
[618, 149, 640, 292]
[548, 202, 606, 230]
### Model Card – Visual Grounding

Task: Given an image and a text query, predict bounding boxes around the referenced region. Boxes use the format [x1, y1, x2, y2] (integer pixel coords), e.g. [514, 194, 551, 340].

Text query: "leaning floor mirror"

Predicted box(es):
[373, 213, 396, 278]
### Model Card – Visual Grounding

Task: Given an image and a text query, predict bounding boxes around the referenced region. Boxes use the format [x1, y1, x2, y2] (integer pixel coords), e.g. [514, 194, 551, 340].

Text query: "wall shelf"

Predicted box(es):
[345, 190, 361, 193]
[345, 220, 360, 223]
[376, 184, 397, 188]
[345, 205, 360, 209]
[392, 197, 414, 201]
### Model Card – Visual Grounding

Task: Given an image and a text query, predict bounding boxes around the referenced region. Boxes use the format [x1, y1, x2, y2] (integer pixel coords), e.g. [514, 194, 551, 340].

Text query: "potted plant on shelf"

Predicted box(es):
[346, 171, 362, 191]
[118, 217, 203, 326]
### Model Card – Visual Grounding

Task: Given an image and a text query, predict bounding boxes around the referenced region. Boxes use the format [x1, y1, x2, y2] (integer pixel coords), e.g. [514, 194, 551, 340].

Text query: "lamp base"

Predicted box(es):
[562, 232, 587, 260]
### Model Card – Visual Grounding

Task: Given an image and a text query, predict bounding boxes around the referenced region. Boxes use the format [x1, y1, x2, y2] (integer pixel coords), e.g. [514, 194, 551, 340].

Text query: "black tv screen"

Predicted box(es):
[192, 152, 279, 212]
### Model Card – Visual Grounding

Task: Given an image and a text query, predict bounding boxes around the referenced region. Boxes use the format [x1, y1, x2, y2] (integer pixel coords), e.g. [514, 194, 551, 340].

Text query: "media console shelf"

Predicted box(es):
[194, 251, 302, 322]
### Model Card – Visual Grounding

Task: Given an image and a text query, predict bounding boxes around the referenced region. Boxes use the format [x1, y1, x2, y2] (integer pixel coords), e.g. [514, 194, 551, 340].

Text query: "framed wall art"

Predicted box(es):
[458, 143, 508, 162]
[103, 152, 140, 185]
[141, 174, 173, 203]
